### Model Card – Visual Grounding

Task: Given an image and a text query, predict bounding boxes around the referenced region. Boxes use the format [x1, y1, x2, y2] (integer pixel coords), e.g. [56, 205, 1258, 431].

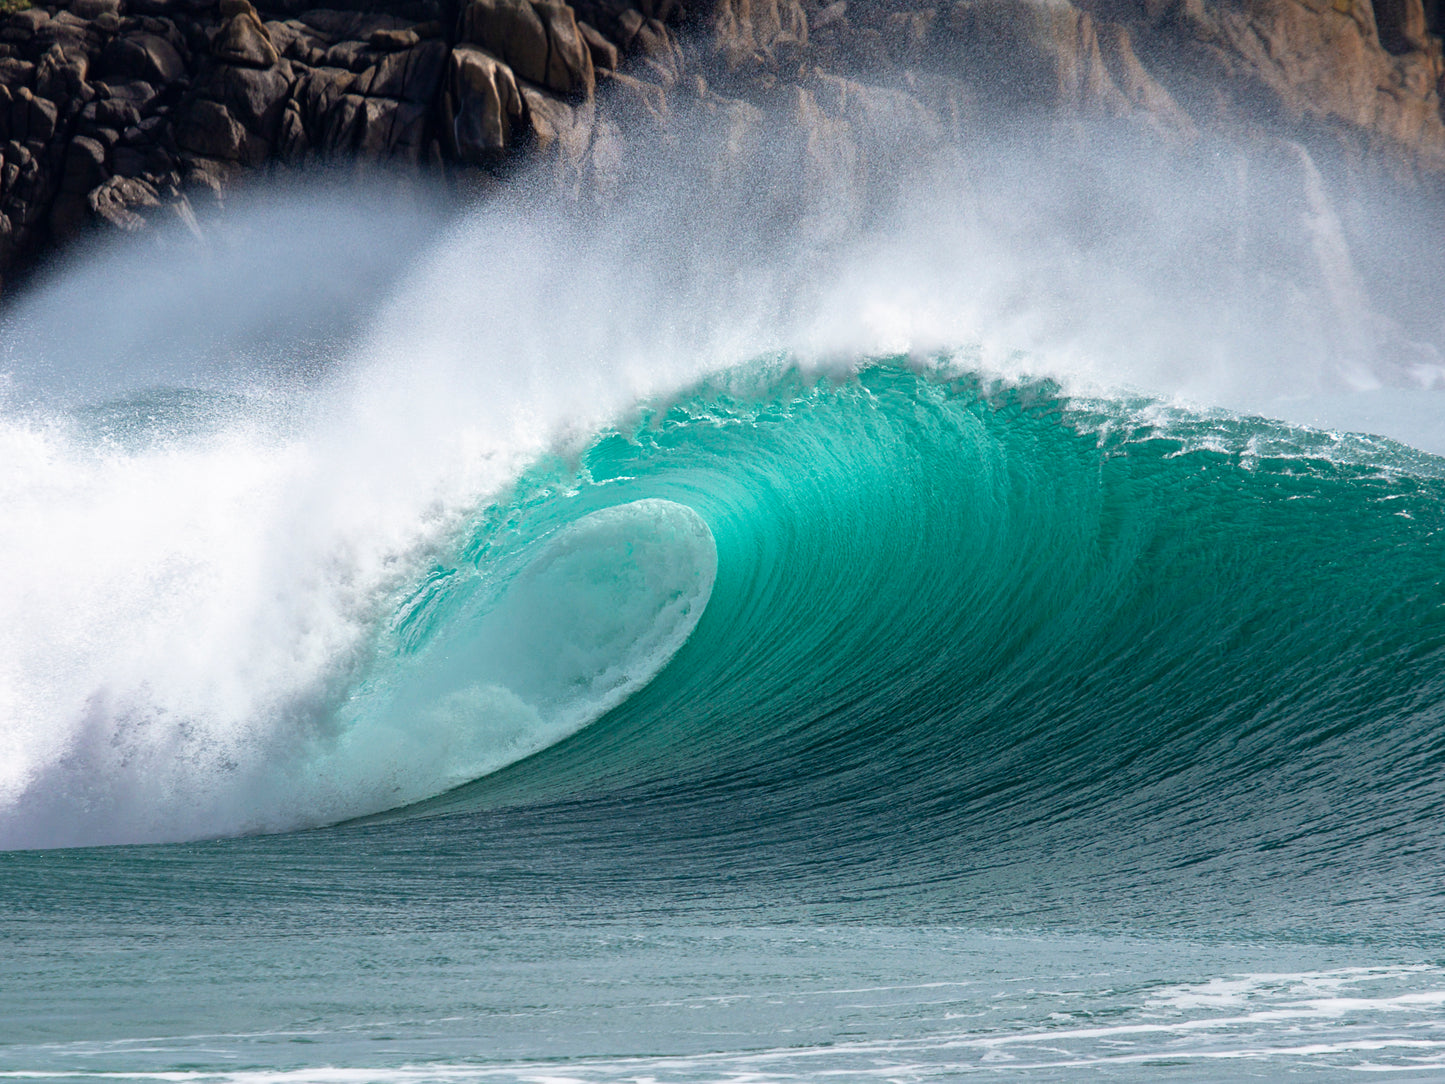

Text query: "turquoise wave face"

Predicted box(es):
[339, 360, 1445, 933]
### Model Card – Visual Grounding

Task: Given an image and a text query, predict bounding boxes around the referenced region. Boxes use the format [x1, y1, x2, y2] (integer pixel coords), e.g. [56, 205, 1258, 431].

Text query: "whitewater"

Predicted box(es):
[3, 112, 1445, 1081]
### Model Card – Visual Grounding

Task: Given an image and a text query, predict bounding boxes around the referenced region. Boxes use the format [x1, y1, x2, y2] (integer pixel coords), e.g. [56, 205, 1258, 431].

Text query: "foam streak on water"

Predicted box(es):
[4, 926, 1445, 1081]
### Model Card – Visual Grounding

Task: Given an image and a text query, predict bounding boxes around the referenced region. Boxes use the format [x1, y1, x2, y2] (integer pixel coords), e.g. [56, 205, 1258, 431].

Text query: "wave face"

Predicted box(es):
[355, 361, 1445, 931]
[6, 356, 1445, 905]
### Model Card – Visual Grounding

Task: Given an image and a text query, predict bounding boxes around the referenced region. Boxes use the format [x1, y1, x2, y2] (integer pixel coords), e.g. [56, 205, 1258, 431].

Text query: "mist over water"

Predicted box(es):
[1, 101, 1443, 853]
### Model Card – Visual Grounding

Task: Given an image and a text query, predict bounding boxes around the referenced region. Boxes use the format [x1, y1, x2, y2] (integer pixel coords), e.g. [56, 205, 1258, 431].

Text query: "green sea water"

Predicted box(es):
[5, 361, 1445, 1080]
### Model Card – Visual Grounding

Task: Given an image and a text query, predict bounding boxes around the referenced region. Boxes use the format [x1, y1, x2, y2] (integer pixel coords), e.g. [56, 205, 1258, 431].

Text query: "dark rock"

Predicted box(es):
[710, 0, 808, 68]
[385, 98, 427, 159]
[100, 33, 185, 84]
[109, 143, 155, 176]
[519, 80, 592, 167]
[0, 0, 1439, 302]
[71, 0, 121, 19]
[91, 79, 160, 107]
[352, 38, 445, 103]
[459, 0, 595, 98]
[0, 58, 36, 88]
[445, 43, 525, 159]
[276, 96, 305, 161]
[262, 20, 315, 62]
[369, 27, 418, 50]
[94, 96, 140, 128]
[945, 0, 1125, 114]
[535, 0, 595, 98]
[87, 124, 121, 150]
[88, 174, 160, 229]
[1375, 0, 1433, 53]
[9, 86, 59, 143]
[197, 61, 288, 137]
[49, 133, 107, 237]
[174, 97, 246, 158]
[181, 153, 234, 211]
[34, 17, 89, 55]
[615, 8, 642, 49]
[459, 0, 550, 87]
[7, 10, 51, 36]
[27, 90, 58, 140]
[631, 16, 680, 86]
[336, 94, 426, 159]
[604, 68, 667, 127]
[136, 15, 185, 44]
[321, 39, 378, 72]
[579, 21, 618, 72]
[299, 9, 410, 41]
[314, 89, 362, 153]
[35, 44, 90, 101]
[7, 86, 30, 141]
[212, 11, 279, 68]
[292, 64, 354, 132]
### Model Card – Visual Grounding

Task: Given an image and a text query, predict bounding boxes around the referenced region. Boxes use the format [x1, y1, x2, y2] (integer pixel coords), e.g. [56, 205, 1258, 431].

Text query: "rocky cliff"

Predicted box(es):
[0, 0, 1438, 289]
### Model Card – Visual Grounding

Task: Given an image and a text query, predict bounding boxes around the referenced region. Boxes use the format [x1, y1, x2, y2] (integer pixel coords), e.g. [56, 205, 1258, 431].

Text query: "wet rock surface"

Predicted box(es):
[0, 0, 1438, 288]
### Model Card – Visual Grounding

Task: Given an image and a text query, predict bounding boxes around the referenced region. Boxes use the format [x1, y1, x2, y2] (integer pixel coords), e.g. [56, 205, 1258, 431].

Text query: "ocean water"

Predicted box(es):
[5, 131, 1445, 1081]
[5, 360, 1445, 1080]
